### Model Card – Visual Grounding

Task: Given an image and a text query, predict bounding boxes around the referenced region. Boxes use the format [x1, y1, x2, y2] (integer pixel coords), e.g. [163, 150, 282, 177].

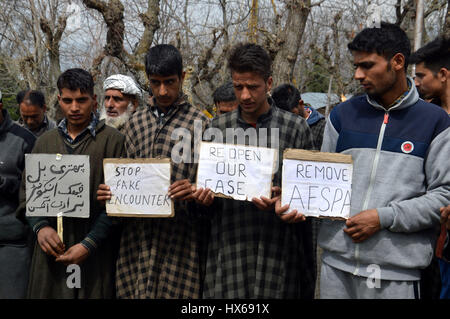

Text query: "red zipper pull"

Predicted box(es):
[384, 113, 389, 124]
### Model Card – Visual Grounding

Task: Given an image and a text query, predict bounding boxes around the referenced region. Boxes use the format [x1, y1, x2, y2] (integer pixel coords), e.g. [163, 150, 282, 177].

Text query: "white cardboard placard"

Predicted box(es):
[281, 149, 353, 219]
[196, 142, 277, 201]
[104, 158, 173, 217]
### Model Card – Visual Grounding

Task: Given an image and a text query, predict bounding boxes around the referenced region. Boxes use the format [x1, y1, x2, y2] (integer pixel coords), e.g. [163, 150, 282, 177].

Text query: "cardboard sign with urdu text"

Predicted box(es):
[25, 154, 90, 218]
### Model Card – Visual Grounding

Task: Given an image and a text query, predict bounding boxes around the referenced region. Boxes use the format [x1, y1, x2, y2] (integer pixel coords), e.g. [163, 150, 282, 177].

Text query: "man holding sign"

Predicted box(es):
[16, 69, 126, 298]
[194, 43, 316, 299]
[97, 44, 209, 299]
[316, 23, 450, 299]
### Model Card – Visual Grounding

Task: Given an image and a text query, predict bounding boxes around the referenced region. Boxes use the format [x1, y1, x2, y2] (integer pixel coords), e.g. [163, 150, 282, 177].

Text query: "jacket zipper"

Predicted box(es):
[353, 112, 389, 276]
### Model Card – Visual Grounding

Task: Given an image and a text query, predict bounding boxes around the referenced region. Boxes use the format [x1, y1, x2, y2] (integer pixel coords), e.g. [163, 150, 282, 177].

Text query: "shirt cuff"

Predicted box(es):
[377, 207, 395, 230]
[80, 236, 98, 253]
[33, 220, 51, 235]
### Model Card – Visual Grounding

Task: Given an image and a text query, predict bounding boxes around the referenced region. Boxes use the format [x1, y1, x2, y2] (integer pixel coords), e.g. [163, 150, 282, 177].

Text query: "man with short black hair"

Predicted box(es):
[272, 83, 326, 149]
[316, 22, 450, 299]
[16, 90, 56, 137]
[97, 44, 209, 298]
[0, 89, 36, 298]
[410, 37, 450, 114]
[410, 37, 450, 299]
[16, 68, 125, 298]
[212, 82, 238, 116]
[194, 43, 316, 298]
[271, 83, 305, 115]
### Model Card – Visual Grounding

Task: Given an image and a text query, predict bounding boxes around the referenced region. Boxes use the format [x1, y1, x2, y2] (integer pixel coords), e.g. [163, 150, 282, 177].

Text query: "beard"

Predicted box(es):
[366, 66, 397, 103]
[99, 103, 134, 130]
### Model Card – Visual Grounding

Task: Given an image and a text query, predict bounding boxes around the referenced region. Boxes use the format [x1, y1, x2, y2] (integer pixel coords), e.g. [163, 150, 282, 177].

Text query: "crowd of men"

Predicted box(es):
[0, 21, 449, 299]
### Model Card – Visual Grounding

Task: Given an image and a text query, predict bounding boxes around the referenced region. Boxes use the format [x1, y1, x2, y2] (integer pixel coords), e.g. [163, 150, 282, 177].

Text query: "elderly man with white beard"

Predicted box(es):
[100, 74, 142, 132]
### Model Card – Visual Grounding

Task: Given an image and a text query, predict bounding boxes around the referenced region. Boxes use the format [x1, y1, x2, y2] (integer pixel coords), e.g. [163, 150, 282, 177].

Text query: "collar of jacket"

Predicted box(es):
[18, 114, 53, 134]
[58, 112, 101, 141]
[366, 76, 419, 112]
[0, 109, 14, 134]
[237, 97, 276, 127]
[305, 106, 324, 126]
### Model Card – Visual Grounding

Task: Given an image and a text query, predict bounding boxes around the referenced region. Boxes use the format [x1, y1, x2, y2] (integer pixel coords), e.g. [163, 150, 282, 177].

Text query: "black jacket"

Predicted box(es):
[0, 109, 35, 244]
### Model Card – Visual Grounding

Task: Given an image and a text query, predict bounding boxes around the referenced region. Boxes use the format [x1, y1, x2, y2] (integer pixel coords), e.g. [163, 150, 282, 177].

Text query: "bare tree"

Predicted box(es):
[0, 0, 72, 119]
[271, 0, 312, 88]
[39, 1, 69, 118]
[82, 0, 160, 93]
[2, 0, 450, 115]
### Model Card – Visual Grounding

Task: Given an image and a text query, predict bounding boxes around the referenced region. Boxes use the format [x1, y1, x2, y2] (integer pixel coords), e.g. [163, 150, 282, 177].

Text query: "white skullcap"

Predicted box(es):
[103, 74, 142, 99]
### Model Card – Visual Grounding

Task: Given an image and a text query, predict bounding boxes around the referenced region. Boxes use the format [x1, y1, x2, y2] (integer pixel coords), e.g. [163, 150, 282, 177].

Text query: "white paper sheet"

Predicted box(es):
[104, 161, 172, 216]
[281, 159, 353, 219]
[196, 142, 277, 201]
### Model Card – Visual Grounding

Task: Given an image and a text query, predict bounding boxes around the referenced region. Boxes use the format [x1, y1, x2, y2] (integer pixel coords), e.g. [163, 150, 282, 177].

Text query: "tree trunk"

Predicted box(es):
[272, 0, 311, 88]
[40, 14, 67, 120]
[130, 0, 161, 88]
[83, 0, 160, 91]
[398, 0, 425, 48]
[83, 0, 125, 57]
[443, 0, 450, 39]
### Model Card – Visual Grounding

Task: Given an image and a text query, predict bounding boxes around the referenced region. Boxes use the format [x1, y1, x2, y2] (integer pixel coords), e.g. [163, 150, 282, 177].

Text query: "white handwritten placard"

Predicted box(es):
[104, 158, 173, 217]
[196, 142, 277, 201]
[281, 149, 353, 219]
[25, 154, 90, 218]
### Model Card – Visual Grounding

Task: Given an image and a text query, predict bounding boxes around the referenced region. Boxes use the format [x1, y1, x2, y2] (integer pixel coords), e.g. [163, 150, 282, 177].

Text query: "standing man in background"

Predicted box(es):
[411, 36, 450, 299]
[212, 82, 239, 116]
[100, 74, 142, 132]
[271, 83, 326, 149]
[16, 90, 56, 137]
[411, 37, 450, 114]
